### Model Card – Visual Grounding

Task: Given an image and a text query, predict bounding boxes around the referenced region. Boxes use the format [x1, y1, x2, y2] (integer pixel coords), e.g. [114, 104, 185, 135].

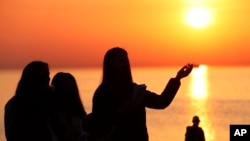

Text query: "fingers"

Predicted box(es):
[176, 64, 193, 79]
[180, 64, 193, 76]
[184, 64, 193, 72]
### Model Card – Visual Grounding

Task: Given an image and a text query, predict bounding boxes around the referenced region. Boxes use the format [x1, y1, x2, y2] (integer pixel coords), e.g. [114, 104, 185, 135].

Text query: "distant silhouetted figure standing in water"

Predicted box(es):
[185, 116, 205, 141]
[88, 47, 193, 141]
[50, 72, 88, 141]
[4, 61, 53, 141]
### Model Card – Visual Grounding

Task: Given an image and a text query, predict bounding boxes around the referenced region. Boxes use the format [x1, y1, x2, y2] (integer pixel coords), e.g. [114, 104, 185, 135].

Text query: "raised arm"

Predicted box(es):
[145, 64, 193, 109]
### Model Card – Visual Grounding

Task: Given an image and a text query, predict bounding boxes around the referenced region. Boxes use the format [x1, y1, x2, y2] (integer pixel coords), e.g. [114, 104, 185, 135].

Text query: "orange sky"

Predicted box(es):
[0, 0, 249, 69]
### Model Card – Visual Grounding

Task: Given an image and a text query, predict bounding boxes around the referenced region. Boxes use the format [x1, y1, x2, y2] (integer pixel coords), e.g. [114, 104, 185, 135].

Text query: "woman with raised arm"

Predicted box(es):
[88, 47, 193, 141]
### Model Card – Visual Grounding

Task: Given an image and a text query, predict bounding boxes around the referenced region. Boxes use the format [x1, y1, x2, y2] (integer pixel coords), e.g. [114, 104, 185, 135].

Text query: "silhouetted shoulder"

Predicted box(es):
[4, 97, 15, 138]
[92, 85, 109, 104]
[186, 126, 203, 130]
[186, 126, 193, 131]
[5, 97, 14, 111]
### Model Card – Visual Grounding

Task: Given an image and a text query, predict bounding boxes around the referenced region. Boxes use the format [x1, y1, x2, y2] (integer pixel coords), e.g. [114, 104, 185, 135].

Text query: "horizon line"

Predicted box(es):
[1, 64, 250, 70]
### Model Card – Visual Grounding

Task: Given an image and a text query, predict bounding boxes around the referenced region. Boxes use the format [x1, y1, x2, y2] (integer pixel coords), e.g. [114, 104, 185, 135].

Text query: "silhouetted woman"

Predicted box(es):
[51, 72, 88, 141]
[4, 61, 53, 141]
[88, 47, 193, 141]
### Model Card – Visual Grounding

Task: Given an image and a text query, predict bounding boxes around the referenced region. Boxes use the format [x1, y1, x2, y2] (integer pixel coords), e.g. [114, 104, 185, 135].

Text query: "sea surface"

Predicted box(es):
[0, 66, 250, 141]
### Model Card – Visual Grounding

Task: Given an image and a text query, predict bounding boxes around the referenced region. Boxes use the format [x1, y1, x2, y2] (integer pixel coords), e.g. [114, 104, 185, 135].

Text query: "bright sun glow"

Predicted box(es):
[186, 8, 211, 28]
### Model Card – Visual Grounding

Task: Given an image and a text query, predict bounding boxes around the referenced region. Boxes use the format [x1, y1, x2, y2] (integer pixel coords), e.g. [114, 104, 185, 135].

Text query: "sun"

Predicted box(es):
[186, 8, 212, 28]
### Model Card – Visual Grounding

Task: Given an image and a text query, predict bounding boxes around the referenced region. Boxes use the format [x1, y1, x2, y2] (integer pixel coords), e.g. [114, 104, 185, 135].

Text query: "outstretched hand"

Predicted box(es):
[175, 64, 193, 80]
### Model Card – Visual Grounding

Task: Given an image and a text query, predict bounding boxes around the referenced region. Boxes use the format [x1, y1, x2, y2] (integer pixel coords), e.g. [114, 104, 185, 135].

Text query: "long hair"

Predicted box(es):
[101, 47, 133, 86]
[51, 72, 87, 128]
[13, 61, 50, 112]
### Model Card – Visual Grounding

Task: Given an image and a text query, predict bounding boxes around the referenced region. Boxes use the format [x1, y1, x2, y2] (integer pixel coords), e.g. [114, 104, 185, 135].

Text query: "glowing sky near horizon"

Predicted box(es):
[0, 0, 249, 68]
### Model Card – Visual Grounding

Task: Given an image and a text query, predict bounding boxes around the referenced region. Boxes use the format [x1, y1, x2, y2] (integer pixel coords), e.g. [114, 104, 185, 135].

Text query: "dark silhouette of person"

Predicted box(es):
[185, 116, 205, 141]
[87, 47, 193, 141]
[50, 72, 88, 141]
[4, 61, 53, 141]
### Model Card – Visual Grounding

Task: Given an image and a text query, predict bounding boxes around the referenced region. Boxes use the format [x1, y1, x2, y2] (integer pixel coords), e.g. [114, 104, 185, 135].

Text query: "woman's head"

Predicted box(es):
[13, 61, 50, 114]
[102, 47, 133, 85]
[104, 47, 130, 70]
[52, 72, 78, 98]
[52, 72, 80, 106]
[51, 72, 86, 117]
[16, 61, 50, 97]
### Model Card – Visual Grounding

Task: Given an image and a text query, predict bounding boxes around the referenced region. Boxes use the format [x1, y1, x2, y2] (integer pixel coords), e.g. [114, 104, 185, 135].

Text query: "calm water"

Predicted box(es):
[0, 66, 250, 141]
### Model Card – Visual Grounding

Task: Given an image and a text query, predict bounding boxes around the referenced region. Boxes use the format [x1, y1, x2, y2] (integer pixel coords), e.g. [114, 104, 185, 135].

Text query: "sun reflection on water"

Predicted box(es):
[190, 65, 208, 100]
[188, 65, 215, 141]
